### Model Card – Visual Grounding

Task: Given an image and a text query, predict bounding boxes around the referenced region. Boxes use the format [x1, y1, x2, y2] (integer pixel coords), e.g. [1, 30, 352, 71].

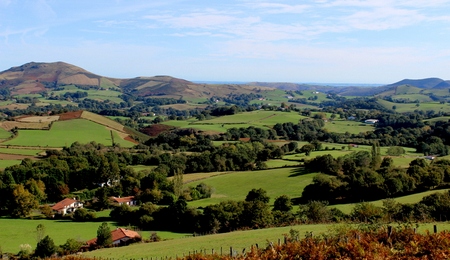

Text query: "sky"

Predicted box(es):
[1, 0, 450, 84]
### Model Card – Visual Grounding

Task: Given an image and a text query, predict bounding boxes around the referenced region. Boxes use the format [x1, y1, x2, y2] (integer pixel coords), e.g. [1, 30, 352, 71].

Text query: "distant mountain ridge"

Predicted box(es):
[0, 62, 449, 98]
[0, 62, 271, 98]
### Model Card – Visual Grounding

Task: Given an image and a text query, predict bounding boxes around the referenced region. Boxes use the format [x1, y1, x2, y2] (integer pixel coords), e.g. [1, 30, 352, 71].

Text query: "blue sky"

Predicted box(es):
[1, 0, 450, 83]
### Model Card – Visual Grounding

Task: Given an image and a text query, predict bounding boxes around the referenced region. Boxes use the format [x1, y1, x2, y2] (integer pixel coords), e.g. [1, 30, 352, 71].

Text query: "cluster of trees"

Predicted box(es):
[302, 148, 450, 203]
[110, 188, 297, 233]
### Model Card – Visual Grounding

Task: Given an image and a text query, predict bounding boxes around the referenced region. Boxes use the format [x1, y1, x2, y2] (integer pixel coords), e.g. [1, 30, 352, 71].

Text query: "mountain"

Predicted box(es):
[383, 78, 450, 89]
[0, 62, 272, 98]
[1, 62, 449, 99]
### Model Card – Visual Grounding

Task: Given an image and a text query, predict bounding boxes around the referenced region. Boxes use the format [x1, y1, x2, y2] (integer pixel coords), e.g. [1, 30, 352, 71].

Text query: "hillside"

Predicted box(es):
[0, 62, 273, 99]
[1, 62, 450, 103]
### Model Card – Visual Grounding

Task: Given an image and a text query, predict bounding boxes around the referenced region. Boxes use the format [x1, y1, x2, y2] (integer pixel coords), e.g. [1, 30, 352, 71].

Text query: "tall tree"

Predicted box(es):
[34, 235, 57, 258]
[96, 222, 112, 247]
[10, 184, 38, 218]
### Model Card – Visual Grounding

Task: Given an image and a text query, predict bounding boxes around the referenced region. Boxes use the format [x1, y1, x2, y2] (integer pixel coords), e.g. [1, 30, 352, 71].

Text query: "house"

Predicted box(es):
[364, 119, 379, 124]
[86, 228, 141, 246]
[51, 198, 83, 215]
[110, 196, 137, 206]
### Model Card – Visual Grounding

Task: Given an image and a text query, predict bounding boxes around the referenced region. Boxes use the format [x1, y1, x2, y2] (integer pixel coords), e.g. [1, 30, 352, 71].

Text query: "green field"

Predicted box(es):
[264, 159, 301, 168]
[378, 99, 450, 113]
[0, 148, 43, 155]
[324, 120, 374, 134]
[162, 111, 306, 133]
[333, 189, 450, 214]
[2, 119, 134, 148]
[185, 167, 316, 208]
[0, 159, 22, 169]
[0, 127, 12, 139]
[84, 222, 450, 259]
[0, 216, 190, 254]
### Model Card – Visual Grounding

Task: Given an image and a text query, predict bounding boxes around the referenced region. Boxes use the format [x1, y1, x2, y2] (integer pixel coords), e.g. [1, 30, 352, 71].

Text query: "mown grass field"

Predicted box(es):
[2, 119, 134, 148]
[162, 111, 305, 133]
[0, 147, 43, 155]
[0, 159, 22, 169]
[0, 216, 190, 254]
[378, 99, 450, 113]
[0, 127, 12, 139]
[84, 222, 450, 259]
[324, 120, 374, 134]
[185, 167, 316, 208]
[333, 189, 450, 214]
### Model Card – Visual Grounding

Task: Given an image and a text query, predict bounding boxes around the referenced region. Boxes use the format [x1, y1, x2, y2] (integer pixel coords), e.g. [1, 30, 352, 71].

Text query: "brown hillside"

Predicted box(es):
[0, 62, 274, 98]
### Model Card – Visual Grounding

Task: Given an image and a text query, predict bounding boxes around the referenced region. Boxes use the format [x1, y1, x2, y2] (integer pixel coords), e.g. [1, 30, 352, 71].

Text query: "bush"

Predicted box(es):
[35, 235, 57, 258]
[72, 208, 96, 221]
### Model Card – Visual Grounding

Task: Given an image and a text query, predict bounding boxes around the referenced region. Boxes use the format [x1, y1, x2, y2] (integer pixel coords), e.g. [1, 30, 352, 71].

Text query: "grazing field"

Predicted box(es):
[185, 167, 316, 208]
[2, 119, 134, 148]
[81, 111, 125, 133]
[0, 127, 11, 139]
[425, 116, 450, 123]
[0, 216, 189, 254]
[333, 189, 450, 214]
[84, 222, 450, 259]
[0, 148, 43, 156]
[264, 159, 301, 168]
[378, 99, 450, 113]
[0, 159, 22, 169]
[324, 120, 374, 134]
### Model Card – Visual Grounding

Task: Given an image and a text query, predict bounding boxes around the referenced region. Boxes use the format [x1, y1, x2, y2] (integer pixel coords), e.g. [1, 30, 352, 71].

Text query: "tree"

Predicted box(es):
[96, 222, 112, 247]
[60, 238, 83, 255]
[36, 224, 45, 243]
[386, 146, 405, 156]
[35, 235, 57, 258]
[10, 184, 38, 218]
[273, 195, 293, 212]
[245, 188, 270, 204]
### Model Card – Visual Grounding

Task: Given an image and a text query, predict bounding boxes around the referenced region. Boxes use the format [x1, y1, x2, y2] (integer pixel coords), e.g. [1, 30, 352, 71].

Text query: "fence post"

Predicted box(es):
[387, 225, 393, 237]
[230, 247, 233, 256]
[278, 238, 281, 246]
[434, 225, 438, 234]
[221, 247, 223, 256]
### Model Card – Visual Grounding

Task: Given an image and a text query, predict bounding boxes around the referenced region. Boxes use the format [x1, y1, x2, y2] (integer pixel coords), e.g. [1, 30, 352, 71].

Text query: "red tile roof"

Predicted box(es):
[111, 196, 135, 204]
[51, 198, 77, 211]
[86, 228, 141, 245]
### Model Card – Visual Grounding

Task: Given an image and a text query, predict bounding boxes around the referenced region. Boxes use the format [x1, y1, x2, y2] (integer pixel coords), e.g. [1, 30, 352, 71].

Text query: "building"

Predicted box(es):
[86, 228, 141, 246]
[110, 196, 137, 206]
[51, 198, 83, 215]
[364, 119, 379, 124]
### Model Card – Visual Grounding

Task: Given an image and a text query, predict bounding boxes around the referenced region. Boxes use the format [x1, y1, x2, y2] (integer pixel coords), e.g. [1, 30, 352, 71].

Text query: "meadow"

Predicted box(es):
[84, 222, 450, 259]
[0, 216, 189, 254]
[323, 120, 374, 134]
[185, 167, 316, 208]
[162, 110, 306, 133]
[378, 99, 450, 113]
[2, 119, 134, 148]
[332, 189, 450, 214]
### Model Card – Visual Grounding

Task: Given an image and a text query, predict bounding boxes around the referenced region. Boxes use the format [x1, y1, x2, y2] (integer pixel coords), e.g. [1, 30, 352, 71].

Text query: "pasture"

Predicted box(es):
[0, 127, 12, 139]
[333, 189, 450, 214]
[84, 222, 450, 259]
[324, 120, 374, 134]
[162, 110, 306, 133]
[0, 216, 189, 254]
[378, 99, 450, 113]
[2, 119, 134, 148]
[0, 159, 22, 169]
[185, 167, 316, 208]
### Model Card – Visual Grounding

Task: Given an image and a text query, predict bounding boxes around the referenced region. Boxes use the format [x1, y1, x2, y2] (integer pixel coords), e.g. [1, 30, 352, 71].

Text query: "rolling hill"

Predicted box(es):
[1, 62, 450, 101]
[0, 62, 274, 99]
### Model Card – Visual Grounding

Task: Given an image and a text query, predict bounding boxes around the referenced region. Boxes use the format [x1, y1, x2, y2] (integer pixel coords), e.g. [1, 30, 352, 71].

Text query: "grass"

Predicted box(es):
[0, 159, 22, 169]
[2, 119, 134, 148]
[264, 159, 301, 168]
[0, 127, 12, 139]
[333, 189, 450, 214]
[378, 99, 450, 113]
[324, 120, 374, 134]
[84, 223, 332, 259]
[83, 222, 450, 259]
[185, 167, 316, 208]
[162, 111, 306, 133]
[0, 148, 43, 155]
[0, 215, 190, 254]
